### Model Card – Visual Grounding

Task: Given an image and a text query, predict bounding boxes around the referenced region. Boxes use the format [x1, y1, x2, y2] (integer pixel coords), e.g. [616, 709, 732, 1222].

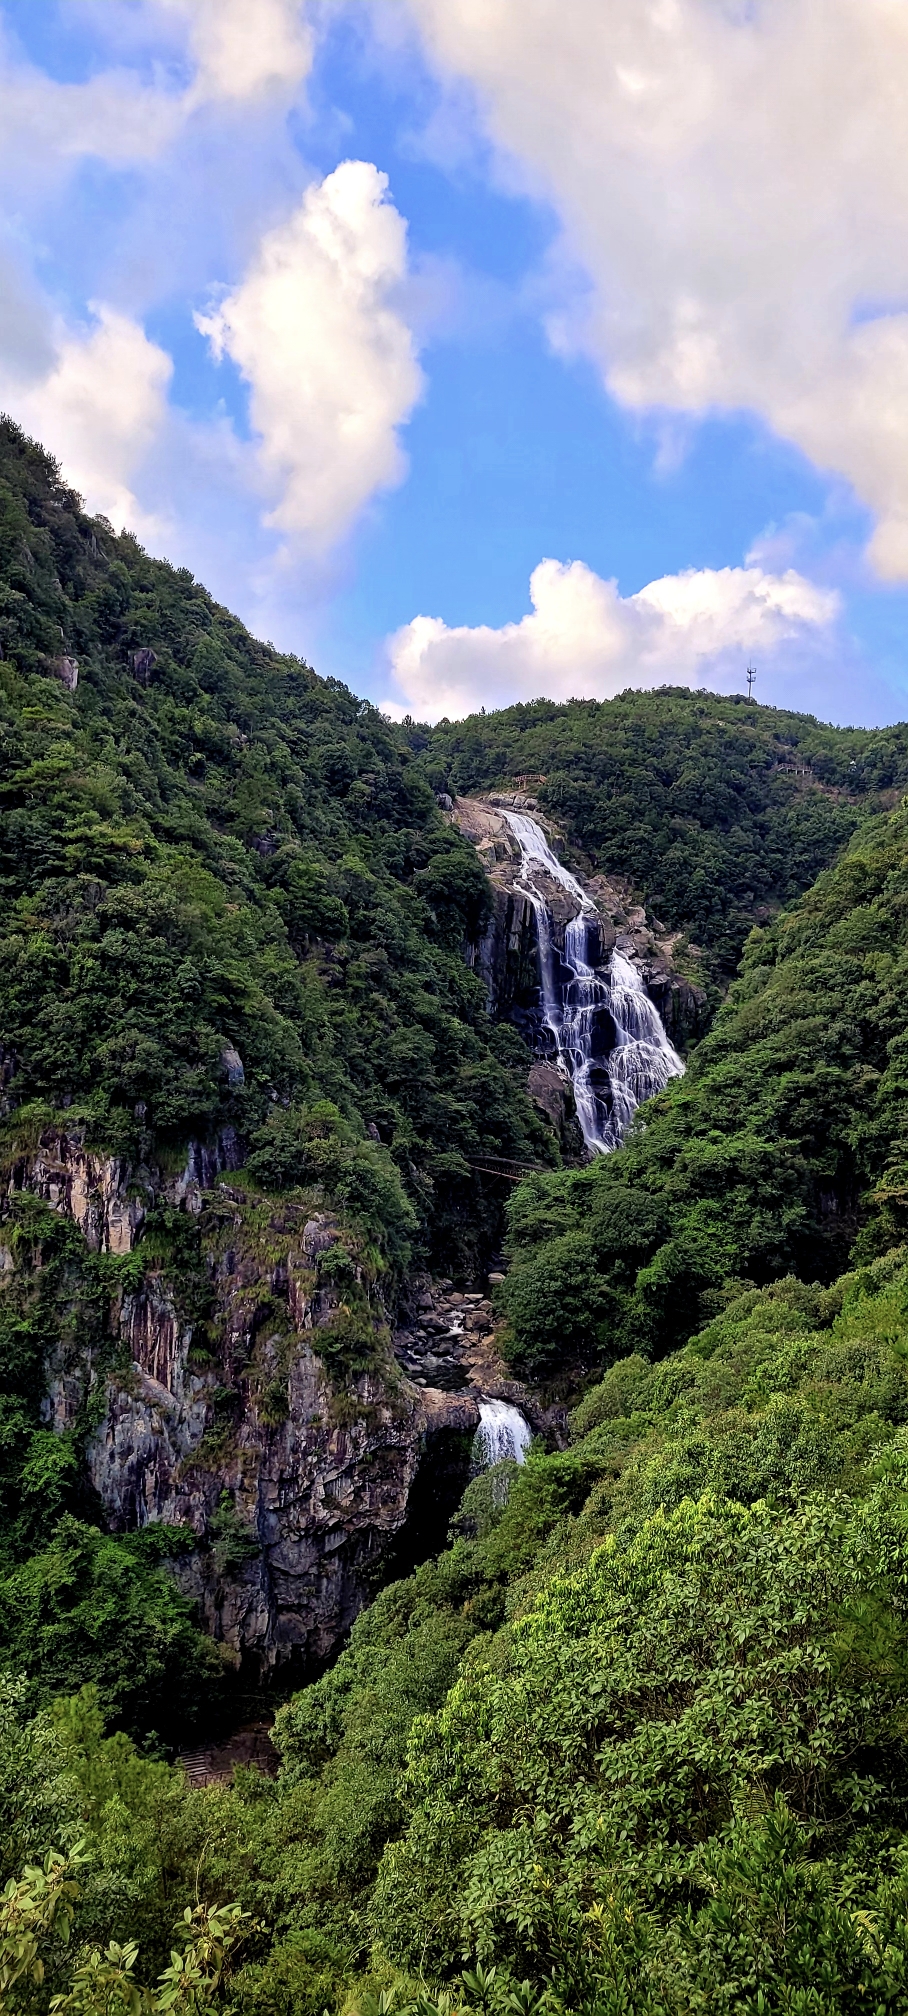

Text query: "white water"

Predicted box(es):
[503, 810, 684, 1155]
[473, 1398, 532, 1467]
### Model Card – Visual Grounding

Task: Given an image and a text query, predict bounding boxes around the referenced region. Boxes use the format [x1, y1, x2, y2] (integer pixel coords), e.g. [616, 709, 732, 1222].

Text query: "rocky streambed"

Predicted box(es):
[392, 1277, 503, 1391]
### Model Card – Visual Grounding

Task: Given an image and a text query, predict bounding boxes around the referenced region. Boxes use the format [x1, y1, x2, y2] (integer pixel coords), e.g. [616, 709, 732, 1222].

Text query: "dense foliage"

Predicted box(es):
[497, 799, 908, 1376]
[9, 416, 908, 2010]
[416, 690, 908, 971]
[0, 416, 551, 1274]
[0, 415, 557, 1730]
[9, 1252, 908, 2011]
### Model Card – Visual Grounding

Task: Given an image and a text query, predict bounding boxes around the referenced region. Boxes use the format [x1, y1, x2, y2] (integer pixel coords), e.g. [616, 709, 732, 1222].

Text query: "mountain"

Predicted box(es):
[415, 689, 908, 973]
[0, 415, 553, 1730]
[6, 418, 908, 2014]
[0, 417, 552, 1274]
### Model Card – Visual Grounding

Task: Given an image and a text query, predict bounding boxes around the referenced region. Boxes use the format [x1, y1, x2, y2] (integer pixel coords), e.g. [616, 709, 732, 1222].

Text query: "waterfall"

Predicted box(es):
[503, 810, 684, 1154]
[473, 1398, 532, 1467]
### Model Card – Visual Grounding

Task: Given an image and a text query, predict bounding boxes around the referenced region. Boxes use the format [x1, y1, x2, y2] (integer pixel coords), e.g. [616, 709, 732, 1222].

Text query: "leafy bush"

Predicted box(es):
[0, 1518, 223, 1743]
[373, 1488, 908, 2000]
[246, 1101, 418, 1267]
[208, 1495, 260, 1580]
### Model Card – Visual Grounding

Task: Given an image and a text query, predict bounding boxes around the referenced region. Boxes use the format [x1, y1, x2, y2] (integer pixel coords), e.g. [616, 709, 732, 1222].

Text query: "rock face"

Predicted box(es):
[17, 1133, 149, 1254]
[453, 797, 542, 1019]
[8, 1132, 475, 1679]
[131, 648, 157, 684]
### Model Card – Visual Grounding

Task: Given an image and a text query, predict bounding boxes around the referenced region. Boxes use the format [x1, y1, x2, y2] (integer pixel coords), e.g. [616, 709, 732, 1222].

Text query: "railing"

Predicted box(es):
[467, 1156, 547, 1183]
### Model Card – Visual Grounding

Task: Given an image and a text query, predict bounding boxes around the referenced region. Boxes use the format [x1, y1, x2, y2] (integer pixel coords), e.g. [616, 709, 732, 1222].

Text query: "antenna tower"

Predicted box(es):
[746, 665, 757, 701]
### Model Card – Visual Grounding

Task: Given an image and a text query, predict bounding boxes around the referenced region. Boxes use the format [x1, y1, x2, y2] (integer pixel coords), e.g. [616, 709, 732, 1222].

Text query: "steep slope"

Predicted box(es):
[0, 419, 552, 1714]
[10, 1249, 908, 2015]
[0, 418, 551, 1263]
[499, 797, 908, 1374]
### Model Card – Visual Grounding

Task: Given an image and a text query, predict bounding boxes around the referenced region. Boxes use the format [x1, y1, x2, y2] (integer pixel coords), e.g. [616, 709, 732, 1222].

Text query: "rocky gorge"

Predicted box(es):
[4, 1130, 484, 1680]
[4, 1126, 547, 1688]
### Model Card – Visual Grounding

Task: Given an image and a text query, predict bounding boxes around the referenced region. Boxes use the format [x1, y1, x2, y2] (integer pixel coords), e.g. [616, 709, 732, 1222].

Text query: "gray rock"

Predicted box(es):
[18, 1134, 478, 1677]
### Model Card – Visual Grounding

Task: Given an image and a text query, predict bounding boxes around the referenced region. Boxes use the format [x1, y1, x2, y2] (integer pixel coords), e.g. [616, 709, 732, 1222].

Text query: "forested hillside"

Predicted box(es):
[0, 417, 551, 1267]
[10, 1246, 908, 2014]
[498, 800, 908, 1377]
[0, 416, 552, 1753]
[6, 415, 908, 2016]
[417, 692, 908, 971]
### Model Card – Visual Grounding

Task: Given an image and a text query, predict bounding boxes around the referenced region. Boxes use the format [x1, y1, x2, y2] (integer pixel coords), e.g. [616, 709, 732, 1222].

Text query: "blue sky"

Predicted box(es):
[1, 0, 906, 726]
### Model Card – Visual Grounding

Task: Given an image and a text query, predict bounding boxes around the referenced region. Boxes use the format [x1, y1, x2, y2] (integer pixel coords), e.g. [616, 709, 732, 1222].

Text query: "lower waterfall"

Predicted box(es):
[473, 1399, 532, 1467]
[503, 810, 684, 1154]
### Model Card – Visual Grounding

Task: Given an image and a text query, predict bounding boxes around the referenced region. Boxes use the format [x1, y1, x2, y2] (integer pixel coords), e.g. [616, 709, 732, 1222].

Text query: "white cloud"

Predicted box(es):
[196, 159, 424, 549]
[11, 306, 174, 537]
[381, 557, 841, 721]
[160, 0, 314, 104]
[393, 0, 908, 579]
[0, 46, 181, 184]
[0, 2, 315, 194]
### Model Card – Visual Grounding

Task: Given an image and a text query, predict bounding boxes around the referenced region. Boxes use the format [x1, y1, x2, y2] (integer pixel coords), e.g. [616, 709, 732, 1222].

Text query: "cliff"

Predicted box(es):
[7, 1130, 479, 1680]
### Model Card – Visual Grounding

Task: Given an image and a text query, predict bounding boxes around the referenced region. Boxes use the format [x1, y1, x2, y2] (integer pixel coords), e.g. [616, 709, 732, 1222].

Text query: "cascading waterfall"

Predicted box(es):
[472, 1398, 532, 1468]
[503, 810, 684, 1154]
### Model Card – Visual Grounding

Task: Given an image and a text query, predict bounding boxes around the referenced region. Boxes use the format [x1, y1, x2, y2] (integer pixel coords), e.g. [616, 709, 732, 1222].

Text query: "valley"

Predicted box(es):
[6, 417, 908, 2013]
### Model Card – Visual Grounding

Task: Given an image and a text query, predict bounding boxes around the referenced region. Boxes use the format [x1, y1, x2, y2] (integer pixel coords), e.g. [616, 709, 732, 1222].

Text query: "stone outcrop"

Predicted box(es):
[8, 1134, 477, 1680]
[391, 1276, 563, 1440]
[16, 1133, 149, 1254]
[526, 1060, 579, 1148]
[8, 1129, 251, 1252]
[131, 648, 157, 685]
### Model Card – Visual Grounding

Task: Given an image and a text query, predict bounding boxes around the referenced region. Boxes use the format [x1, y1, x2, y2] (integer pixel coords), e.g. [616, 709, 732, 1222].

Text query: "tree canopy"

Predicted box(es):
[498, 799, 908, 1375]
[416, 689, 908, 972]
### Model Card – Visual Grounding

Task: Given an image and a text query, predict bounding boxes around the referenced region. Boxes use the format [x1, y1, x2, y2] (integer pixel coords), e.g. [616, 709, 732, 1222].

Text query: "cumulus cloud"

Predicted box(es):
[381, 557, 841, 722]
[393, 0, 908, 579]
[196, 159, 424, 549]
[11, 306, 174, 537]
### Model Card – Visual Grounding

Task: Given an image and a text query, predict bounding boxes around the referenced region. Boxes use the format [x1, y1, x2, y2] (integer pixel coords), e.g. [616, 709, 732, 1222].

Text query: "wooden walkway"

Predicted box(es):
[178, 1720, 279, 1788]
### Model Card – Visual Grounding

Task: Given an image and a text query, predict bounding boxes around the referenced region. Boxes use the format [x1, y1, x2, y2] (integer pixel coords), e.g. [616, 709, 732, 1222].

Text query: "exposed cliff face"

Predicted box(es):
[8, 1131, 478, 1679]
